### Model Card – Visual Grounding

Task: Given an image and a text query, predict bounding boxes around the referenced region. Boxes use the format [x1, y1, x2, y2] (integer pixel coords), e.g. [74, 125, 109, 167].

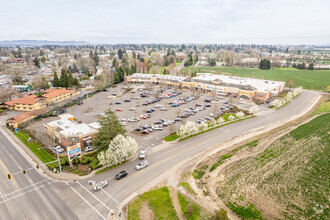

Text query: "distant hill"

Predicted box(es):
[0, 40, 90, 46]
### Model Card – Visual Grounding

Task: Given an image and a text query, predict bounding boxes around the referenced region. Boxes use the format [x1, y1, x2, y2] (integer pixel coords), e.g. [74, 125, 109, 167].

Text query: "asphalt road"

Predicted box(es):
[0, 90, 319, 219]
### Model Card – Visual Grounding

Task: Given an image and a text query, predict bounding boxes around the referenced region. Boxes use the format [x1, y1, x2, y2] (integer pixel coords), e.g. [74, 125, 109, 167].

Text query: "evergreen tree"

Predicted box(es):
[194, 54, 199, 64]
[118, 49, 123, 60]
[72, 63, 79, 73]
[33, 57, 40, 68]
[53, 71, 60, 88]
[93, 51, 99, 66]
[93, 108, 126, 151]
[308, 63, 314, 70]
[73, 78, 80, 88]
[68, 71, 74, 87]
[259, 59, 271, 69]
[59, 68, 68, 88]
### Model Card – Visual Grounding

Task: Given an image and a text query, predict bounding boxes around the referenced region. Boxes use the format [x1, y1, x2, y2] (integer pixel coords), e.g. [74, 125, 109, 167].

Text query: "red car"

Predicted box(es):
[116, 109, 122, 112]
[140, 130, 149, 135]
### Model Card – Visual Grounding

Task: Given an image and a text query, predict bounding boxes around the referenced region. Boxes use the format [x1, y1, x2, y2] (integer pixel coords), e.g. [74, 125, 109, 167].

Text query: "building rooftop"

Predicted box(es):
[46, 114, 97, 137]
[194, 73, 285, 92]
[130, 73, 187, 82]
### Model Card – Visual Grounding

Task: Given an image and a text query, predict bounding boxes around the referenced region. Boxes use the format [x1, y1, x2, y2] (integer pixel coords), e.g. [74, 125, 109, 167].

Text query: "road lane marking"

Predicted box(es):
[0, 158, 19, 189]
[65, 181, 106, 220]
[0, 179, 48, 199]
[76, 181, 110, 210]
[0, 182, 51, 204]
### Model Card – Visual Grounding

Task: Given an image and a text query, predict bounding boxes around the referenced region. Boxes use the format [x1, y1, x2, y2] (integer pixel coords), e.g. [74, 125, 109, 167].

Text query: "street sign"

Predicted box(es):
[67, 144, 82, 161]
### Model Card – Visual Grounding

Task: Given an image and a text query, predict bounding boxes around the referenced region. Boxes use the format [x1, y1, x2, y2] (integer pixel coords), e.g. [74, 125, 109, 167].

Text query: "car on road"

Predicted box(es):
[88, 180, 108, 191]
[115, 170, 128, 180]
[136, 160, 149, 170]
[139, 149, 147, 159]
[54, 145, 64, 153]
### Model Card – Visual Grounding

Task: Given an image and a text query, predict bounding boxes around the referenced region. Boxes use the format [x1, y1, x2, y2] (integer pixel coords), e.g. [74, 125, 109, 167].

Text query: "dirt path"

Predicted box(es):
[169, 187, 185, 220]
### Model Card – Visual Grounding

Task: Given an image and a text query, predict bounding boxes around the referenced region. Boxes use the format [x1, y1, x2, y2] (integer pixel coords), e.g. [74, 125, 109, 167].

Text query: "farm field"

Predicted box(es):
[181, 67, 330, 91]
[216, 113, 330, 219]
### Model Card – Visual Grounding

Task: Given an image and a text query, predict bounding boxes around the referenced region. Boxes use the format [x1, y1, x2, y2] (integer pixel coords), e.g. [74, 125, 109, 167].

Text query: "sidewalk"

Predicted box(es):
[0, 124, 99, 181]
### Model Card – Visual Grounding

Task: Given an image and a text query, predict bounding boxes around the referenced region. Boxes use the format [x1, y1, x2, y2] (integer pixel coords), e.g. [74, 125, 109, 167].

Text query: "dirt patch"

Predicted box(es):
[169, 188, 185, 220]
[139, 201, 155, 220]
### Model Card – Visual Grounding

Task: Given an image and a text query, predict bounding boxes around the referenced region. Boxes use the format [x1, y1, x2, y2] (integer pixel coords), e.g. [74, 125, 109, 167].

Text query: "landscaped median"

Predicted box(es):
[164, 113, 255, 143]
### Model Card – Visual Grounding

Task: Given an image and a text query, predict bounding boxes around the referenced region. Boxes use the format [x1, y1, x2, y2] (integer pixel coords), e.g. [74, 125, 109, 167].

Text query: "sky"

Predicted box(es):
[0, 0, 329, 45]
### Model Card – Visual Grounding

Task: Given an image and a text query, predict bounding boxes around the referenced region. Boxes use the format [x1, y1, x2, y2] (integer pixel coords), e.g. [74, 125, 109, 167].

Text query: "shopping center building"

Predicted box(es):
[127, 73, 285, 102]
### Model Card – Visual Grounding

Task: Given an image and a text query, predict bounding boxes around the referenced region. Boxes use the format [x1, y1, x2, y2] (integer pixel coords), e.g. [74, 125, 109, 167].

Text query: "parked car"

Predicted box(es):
[171, 104, 179, 107]
[84, 146, 94, 152]
[139, 149, 147, 159]
[140, 130, 149, 134]
[205, 99, 211, 102]
[124, 99, 131, 102]
[54, 145, 64, 153]
[154, 121, 162, 124]
[129, 108, 136, 111]
[136, 160, 149, 170]
[205, 104, 211, 107]
[135, 128, 142, 131]
[174, 117, 182, 122]
[115, 170, 128, 180]
[116, 109, 122, 112]
[160, 107, 168, 111]
[77, 101, 83, 105]
[120, 122, 126, 126]
[115, 101, 121, 104]
[223, 101, 229, 104]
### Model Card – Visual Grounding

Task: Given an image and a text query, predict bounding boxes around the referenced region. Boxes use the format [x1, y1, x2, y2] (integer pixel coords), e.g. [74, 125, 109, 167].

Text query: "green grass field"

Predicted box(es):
[14, 131, 55, 163]
[178, 192, 201, 220]
[311, 100, 330, 115]
[181, 67, 330, 91]
[217, 113, 330, 219]
[128, 187, 179, 220]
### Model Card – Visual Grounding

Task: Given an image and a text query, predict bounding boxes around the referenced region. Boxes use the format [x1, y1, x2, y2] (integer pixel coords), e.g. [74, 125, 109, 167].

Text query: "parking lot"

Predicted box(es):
[27, 83, 272, 151]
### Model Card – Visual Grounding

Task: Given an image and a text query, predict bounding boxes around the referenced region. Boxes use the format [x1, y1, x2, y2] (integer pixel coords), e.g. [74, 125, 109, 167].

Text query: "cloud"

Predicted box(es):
[0, 0, 329, 44]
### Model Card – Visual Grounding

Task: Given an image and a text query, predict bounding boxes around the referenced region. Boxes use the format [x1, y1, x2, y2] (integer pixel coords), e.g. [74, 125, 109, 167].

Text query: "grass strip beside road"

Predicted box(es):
[14, 131, 55, 164]
[128, 187, 179, 220]
[178, 192, 201, 220]
[95, 160, 127, 174]
[164, 115, 254, 142]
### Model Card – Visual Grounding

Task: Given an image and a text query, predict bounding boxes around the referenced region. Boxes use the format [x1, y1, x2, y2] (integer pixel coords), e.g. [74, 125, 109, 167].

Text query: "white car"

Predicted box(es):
[139, 149, 147, 160]
[133, 97, 140, 99]
[136, 160, 149, 170]
[152, 126, 163, 130]
[160, 107, 168, 111]
[88, 180, 108, 191]
[211, 101, 218, 104]
[120, 122, 126, 126]
[84, 146, 94, 152]
[119, 118, 126, 121]
[128, 118, 137, 122]
[54, 145, 64, 153]
[129, 108, 136, 111]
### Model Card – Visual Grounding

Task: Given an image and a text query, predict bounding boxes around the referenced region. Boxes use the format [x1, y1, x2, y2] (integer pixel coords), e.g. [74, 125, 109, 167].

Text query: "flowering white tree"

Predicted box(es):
[270, 99, 282, 108]
[199, 121, 208, 131]
[209, 118, 216, 127]
[97, 134, 139, 166]
[248, 106, 260, 115]
[292, 86, 302, 96]
[217, 117, 225, 125]
[177, 121, 199, 137]
[235, 111, 245, 119]
[228, 115, 235, 121]
[285, 91, 293, 102]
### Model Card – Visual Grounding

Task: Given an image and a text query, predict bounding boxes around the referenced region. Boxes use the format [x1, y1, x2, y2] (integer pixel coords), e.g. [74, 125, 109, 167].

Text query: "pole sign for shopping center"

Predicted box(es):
[67, 144, 82, 161]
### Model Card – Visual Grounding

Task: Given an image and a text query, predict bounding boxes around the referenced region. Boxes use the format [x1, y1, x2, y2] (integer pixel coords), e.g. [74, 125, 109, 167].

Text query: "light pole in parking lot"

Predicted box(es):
[100, 188, 121, 219]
